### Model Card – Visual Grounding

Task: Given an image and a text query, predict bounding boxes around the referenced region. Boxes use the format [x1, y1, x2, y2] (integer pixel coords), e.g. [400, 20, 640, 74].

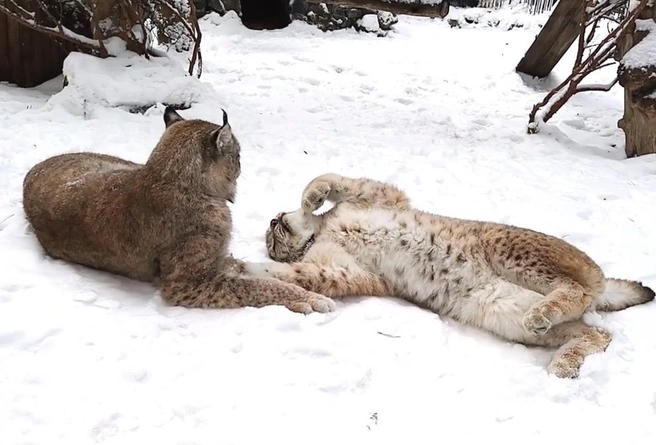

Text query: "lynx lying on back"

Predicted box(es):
[246, 173, 654, 378]
[22, 108, 334, 314]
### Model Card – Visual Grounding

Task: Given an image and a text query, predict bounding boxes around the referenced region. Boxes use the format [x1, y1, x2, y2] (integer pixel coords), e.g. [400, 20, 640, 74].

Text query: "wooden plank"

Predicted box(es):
[0, 11, 10, 83]
[31, 23, 46, 87]
[7, 13, 21, 85]
[516, 0, 585, 78]
[19, 18, 35, 87]
[1, 10, 71, 87]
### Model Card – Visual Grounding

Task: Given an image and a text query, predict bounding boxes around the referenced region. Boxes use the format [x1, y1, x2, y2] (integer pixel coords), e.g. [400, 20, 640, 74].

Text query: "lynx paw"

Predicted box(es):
[286, 292, 337, 314]
[302, 181, 332, 214]
[547, 357, 581, 379]
[523, 308, 552, 335]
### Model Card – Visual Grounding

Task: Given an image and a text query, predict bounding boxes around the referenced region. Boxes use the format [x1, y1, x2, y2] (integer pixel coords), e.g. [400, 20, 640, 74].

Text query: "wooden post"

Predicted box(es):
[516, 0, 586, 78]
[617, 4, 656, 157]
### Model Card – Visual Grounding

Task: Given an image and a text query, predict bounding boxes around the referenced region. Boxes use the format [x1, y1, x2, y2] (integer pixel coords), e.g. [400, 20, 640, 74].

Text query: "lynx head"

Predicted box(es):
[147, 107, 241, 203]
[265, 209, 316, 262]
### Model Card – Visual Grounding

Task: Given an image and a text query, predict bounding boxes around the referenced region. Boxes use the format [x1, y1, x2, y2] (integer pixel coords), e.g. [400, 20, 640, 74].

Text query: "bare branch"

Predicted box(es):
[575, 16, 586, 68]
[6, 0, 35, 19]
[576, 78, 619, 92]
[34, 0, 64, 34]
[155, 0, 202, 77]
[188, 0, 202, 77]
[116, 0, 146, 54]
[71, 0, 93, 18]
[0, 3, 102, 55]
[528, 0, 648, 132]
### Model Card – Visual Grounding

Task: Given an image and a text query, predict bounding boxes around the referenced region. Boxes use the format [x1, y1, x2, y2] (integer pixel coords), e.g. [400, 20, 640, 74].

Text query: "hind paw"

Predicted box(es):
[523, 309, 552, 335]
[286, 292, 336, 314]
[547, 357, 581, 379]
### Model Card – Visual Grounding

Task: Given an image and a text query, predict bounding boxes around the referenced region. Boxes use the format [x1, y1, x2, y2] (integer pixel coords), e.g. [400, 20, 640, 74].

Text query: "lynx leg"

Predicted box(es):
[245, 261, 390, 298]
[535, 321, 612, 378]
[522, 281, 595, 335]
[161, 274, 336, 314]
[159, 235, 336, 314]
[468, 280, 611, 378]
[301, 173, 410, 213]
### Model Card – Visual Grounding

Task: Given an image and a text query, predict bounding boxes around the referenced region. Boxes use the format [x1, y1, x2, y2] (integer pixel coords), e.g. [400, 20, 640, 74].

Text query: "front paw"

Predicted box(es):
[302, 181, 332, 214]
[242, 262, 272, 278]
[226, 255, 247, 274]
[523, 308, 552, 335]
[287, 292, 337, 314]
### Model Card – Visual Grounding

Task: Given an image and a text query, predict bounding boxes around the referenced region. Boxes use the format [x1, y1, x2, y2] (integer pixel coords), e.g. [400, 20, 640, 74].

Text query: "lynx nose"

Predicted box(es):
[270, 218, 278, 228]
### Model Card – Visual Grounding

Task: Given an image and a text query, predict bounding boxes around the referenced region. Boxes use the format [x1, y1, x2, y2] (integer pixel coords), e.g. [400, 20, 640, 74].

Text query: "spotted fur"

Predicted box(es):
[247, 173, 654, 377]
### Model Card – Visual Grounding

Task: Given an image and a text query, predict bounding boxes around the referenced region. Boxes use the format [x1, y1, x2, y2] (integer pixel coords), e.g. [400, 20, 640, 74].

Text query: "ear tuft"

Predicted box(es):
[212, 125, 233, 154]
[221, 108, 228, 126]
[164, 107, 184, 128]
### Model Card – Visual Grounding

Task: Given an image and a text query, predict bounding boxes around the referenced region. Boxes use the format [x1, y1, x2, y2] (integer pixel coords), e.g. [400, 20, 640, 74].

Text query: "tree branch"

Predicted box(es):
[34, 0, 64, 34]
[155, 0, 202, 77]
[576, 78, 619, 92]
[71, 0, 93, 18]
[0, 3, 102, 55]
[575, 15, 586, 68]
[188, 1, 202, 78]
[527, 0, 648, 133]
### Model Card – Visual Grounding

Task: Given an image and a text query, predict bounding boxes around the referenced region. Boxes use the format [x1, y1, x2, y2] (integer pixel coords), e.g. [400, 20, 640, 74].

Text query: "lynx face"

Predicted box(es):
[265, 209, 315, 263]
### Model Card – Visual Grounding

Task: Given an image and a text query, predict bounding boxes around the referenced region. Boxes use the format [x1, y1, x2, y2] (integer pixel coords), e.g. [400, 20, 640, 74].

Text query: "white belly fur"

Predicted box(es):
[327, 207, 541, 342]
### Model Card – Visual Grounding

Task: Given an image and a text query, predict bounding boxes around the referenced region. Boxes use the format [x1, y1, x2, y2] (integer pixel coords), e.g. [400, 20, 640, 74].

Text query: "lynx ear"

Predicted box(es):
[163, 106, 184, 128]
[212, 124, 233, 154]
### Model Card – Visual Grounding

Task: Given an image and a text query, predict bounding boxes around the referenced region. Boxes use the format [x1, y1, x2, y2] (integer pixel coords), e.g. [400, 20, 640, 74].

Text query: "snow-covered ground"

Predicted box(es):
[2, 8, 656, 445]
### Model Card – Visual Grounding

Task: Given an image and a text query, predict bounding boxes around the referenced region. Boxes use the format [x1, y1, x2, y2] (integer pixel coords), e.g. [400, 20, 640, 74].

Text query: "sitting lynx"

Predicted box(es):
[246, 173, 654, 378]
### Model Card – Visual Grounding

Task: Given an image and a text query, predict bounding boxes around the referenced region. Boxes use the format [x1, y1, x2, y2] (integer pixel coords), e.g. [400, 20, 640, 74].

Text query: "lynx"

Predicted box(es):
[245, 173, 654, 377]
[22, 108, 335, 314]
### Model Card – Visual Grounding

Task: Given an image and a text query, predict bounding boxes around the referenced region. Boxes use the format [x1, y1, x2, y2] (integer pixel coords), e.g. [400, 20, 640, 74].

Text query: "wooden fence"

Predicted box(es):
[0, 10, 77, 88]
[457, 0, 558, 14]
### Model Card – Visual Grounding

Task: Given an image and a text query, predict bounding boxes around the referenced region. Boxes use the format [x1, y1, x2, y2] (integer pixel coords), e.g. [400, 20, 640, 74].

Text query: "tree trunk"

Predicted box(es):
[516, 0, 586, 78]
[617, 5, 656, 157]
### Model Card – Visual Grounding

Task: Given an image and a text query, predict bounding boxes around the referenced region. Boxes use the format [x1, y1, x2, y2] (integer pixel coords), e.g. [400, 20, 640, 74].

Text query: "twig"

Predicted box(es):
[585, 18, 599, 45]
[117, 0, 146, 55]
[577, 77, 619, 92]
[155, 0, 202, 77]
[71, 0, 93, 17]
[574, 15, 586, 68]
[377, 331, 401, 338]
[34, 0, 64, 34]
[188, 0, 202, 78]
[6, 0, 33, 19]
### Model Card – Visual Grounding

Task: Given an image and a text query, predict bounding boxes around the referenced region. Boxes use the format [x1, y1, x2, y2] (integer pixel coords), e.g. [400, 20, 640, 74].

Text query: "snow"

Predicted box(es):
[447, 3, 549, 30]
[358, 14, 381, 32]
[2, 8, 656, 445]
[622, 19, 656, 69]
[48, 51, 213, 114]
[399, 0, 444, 4]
